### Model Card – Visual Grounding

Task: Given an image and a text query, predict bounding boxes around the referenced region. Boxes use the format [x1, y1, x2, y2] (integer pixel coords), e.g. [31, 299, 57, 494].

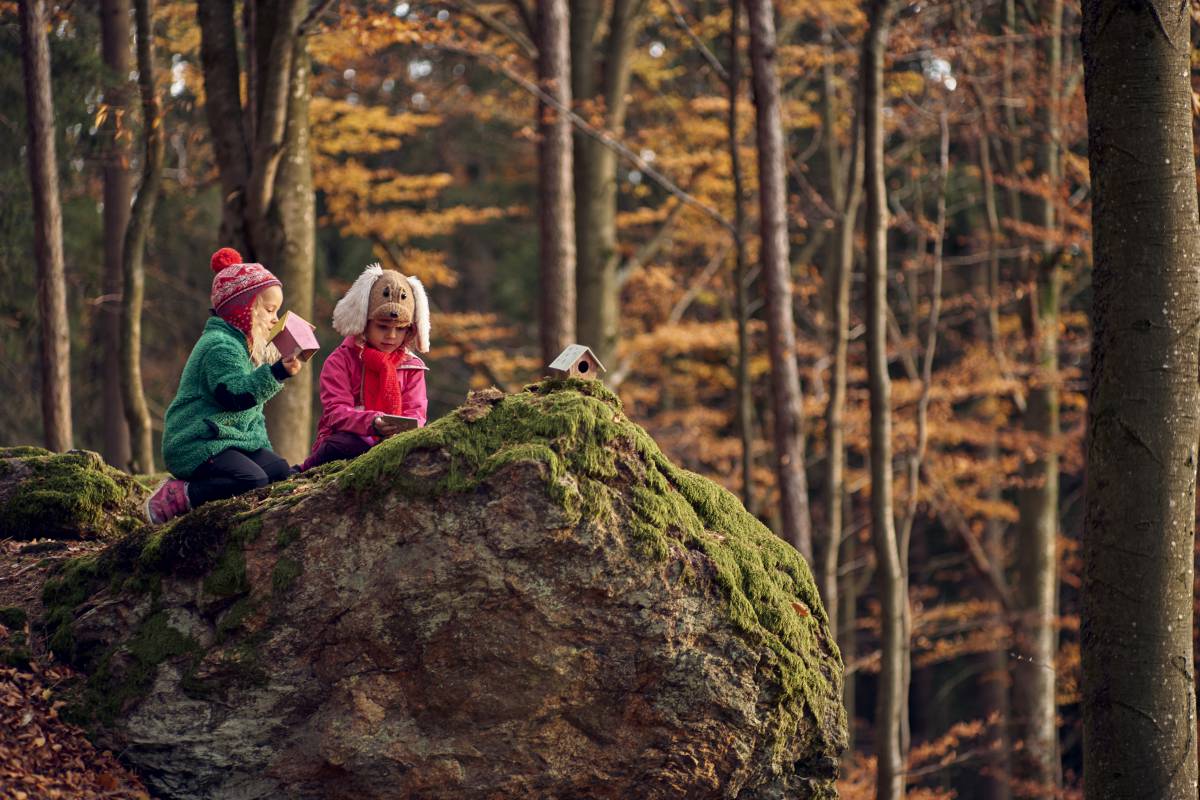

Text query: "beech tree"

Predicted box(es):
[745, 0, 813, 561]
[536, 0, 575, 363]
[120, 0, 163, 474]
[18, 0, 72, 452]
[1080, 1, 1199, 797]
[99, 0, 132, 468]
[862, 0, 905, 796]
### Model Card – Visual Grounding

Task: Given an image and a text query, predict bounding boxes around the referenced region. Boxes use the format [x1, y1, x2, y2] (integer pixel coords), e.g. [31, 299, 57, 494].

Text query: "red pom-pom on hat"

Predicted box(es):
[211, 247, 243, 274]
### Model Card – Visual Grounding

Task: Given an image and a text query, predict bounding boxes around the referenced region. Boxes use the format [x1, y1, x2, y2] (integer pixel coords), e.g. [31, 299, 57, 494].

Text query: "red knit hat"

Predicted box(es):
[209, 248, 281, 336]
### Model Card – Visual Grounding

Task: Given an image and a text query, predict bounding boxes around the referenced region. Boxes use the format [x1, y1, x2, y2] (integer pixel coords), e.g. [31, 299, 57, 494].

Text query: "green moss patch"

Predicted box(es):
[0, 449, 145, 540]
[77, 610, 202, 726]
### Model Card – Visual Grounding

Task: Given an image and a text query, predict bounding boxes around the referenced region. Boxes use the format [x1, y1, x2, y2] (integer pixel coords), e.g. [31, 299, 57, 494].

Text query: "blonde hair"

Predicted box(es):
[247, 293, 282, 367]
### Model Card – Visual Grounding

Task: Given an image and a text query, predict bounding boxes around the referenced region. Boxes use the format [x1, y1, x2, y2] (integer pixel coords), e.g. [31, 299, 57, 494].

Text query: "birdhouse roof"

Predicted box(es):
[549, 344, 606, 372]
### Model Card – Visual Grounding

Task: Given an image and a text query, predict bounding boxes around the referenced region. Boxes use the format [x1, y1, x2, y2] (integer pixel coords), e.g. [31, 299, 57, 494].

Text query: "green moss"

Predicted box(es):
[215, 597, 255, 642]
[79, 610, 201, 725]
[275, 526, 300, 549]
[0, 607, 27, 629]
[0, 450, 140, 540]
[271, 557, 302, 593]
[0, 446, 53, 459]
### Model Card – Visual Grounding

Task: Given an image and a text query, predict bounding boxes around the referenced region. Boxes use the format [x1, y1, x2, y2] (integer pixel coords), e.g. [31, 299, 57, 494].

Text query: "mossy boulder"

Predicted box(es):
[0, 448, 148, 540]
[43, 380, 846, 799]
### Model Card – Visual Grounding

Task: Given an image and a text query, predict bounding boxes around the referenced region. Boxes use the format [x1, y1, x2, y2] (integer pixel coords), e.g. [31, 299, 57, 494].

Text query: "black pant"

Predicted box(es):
[186, 447, 290, 508]
[299, 431, 373, 471]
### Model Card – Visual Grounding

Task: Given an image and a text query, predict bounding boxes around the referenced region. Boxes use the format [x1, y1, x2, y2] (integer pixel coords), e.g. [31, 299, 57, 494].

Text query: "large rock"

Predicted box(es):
[44, 380, 846, 799]
[0, 447, 148, 540]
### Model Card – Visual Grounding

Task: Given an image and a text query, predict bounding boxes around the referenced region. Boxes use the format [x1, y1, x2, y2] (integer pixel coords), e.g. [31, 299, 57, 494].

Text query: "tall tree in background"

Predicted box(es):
[99, 0, 132, 468]
[727, 0, 755, 517]
[1012, 0, 1062, 789]
[863, 0, 905, 796]
[196, 0, 318, 464]
[745, 0, 813, 561]
[570, 0, 644, 367]
[819, 26, 863, 648]
[537, 0, 575, 364]
[19, 0, 73, 452]
[265, 2, 317, 463]
[1080, 1, 1199, 797]
[120, 0, 163, 473]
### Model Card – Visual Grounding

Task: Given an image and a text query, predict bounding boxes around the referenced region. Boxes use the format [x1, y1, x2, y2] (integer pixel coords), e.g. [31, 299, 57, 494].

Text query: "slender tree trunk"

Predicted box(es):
[100, 0, 132, 469]
[976, 122, 1013, 800]
[120, 0, 163, 474]
[263, 27, 316, 465]
[19, 0, 73, 452]
[572, 0, 641, 368]
[822, 70, 864, 645]
[1012, 0, 1063, 788]
[1080, 2, 1199, 797]
[746, 0, 813, 560]
[727, 0, 756, 516]
[863, 1, 905, 796]
[537, 0, 576, 365]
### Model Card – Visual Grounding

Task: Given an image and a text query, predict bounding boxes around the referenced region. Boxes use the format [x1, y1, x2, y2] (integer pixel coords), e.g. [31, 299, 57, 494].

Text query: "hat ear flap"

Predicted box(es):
[407, 275, 430, 353]
[332, 263, 384, 337]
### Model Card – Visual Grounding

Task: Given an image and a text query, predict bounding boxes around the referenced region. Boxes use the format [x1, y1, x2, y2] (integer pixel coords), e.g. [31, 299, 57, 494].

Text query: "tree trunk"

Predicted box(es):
[1080, 2, 1199, 798]
[196, 0, 250, 251]
[572, 0, 641, 369]
[727, 0, 756, 516]
[976, 125, 1013, 800]
[120, 0, 163, 474]
[537, 0, 576, 365]
[263, 24, 316, 465]
[863, 0, 905, 796]
[1012, 0, 1063, 788]
[745, 0, 813, 561]
[19, 0, 73, 453]
[100, 0, 133, 469]
[821, 51, 864, 642]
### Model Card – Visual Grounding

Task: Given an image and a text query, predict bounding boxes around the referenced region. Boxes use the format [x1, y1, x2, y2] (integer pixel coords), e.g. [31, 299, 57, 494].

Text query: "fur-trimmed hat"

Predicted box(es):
[332, 263, 430, 353]
[209, 247, 281, 336]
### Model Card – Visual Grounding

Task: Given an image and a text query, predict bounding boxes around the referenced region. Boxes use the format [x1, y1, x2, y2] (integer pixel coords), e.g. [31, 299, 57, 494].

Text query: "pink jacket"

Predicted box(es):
[311, 335, 429, 452]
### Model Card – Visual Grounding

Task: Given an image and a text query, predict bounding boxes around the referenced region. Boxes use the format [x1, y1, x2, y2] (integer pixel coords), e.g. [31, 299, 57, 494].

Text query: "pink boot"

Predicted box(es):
[145, 479, 191, 525]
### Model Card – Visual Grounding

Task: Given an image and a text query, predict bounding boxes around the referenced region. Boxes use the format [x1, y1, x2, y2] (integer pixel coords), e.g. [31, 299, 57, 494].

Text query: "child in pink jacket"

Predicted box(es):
[300, 264, 430, 471]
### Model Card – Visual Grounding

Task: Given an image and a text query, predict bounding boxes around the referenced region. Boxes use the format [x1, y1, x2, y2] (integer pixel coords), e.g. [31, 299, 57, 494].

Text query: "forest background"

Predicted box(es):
[0, 0, 1156, 796]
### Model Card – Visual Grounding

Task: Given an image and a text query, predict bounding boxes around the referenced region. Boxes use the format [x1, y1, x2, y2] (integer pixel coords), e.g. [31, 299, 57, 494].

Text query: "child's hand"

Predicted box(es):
[372, 416, 407, 437]
[281, 355, 303, 376]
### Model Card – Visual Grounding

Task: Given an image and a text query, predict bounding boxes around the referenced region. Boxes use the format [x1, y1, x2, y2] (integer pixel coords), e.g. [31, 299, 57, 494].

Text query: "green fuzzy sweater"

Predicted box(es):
[162, 317, 286, 478]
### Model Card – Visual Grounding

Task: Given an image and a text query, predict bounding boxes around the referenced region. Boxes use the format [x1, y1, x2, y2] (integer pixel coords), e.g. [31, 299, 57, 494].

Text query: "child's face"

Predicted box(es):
[252, 286, 283, 336]
[364, 318, 409, 353]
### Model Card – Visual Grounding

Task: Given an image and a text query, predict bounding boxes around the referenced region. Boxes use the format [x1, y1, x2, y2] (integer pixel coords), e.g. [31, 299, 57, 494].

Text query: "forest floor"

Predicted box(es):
[0, 537, 150, 799]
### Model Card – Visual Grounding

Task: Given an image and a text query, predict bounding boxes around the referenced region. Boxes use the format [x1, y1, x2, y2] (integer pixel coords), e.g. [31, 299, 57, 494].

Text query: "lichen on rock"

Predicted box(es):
[0, 448, 147, 540]
[42, 380, 846, 799]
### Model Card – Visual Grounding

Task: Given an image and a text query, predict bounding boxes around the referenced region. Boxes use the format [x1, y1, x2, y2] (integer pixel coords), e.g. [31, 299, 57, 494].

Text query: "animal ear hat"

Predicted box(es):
[332, 263, 430, 353]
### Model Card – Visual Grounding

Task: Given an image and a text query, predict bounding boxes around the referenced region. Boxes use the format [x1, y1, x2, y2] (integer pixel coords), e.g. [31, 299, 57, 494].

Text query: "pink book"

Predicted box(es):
[268, 311, 321, 362]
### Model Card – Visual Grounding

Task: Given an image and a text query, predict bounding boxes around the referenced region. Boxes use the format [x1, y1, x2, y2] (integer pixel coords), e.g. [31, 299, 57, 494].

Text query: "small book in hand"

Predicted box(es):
[269, 310, 321, 361]
[376, 414, 420, 432]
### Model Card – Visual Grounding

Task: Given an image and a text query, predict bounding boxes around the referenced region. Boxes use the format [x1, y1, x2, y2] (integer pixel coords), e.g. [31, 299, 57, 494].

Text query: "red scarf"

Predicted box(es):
[361, 346, 405, 415]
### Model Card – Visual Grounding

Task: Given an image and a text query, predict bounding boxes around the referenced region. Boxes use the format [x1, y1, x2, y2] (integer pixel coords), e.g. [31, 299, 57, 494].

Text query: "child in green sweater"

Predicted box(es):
[145, 248, 304, 524]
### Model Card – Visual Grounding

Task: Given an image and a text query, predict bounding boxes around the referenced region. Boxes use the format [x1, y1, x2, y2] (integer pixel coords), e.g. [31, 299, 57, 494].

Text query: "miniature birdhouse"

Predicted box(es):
[548, 344, 606, 380]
